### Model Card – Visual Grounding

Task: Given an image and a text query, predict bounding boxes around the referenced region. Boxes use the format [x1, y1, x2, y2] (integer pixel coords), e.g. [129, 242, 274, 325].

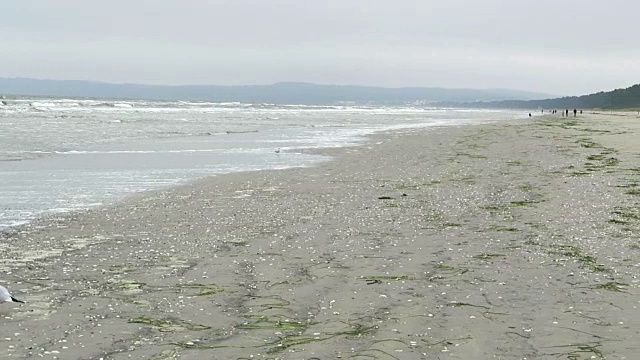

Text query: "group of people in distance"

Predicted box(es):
[545, 109, 582, 117]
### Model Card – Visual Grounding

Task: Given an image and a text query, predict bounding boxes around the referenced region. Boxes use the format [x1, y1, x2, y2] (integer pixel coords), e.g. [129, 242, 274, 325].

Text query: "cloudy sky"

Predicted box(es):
[1, 0, 638, 95]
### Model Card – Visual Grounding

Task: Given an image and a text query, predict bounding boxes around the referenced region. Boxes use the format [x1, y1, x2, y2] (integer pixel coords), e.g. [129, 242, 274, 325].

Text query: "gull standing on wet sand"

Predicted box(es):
[0, 285, 25, 303]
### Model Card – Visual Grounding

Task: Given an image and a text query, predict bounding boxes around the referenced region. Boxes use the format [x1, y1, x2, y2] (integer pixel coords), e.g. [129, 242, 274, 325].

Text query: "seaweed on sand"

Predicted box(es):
[129, 316, 211, 332]
[263, 322, 377, 354]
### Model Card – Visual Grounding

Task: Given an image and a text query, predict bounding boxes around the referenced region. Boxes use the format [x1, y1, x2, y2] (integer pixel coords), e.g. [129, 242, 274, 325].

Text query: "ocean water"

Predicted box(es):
[0, 97, 528, 231]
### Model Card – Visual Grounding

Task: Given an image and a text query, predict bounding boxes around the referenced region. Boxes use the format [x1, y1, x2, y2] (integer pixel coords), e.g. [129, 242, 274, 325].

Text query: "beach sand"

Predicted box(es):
[1, 113, 639, 359]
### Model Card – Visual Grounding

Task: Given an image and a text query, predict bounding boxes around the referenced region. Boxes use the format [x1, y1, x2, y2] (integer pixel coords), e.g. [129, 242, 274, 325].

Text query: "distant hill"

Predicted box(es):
[0, 77, 554, 104]
[456, 83, 640, 110]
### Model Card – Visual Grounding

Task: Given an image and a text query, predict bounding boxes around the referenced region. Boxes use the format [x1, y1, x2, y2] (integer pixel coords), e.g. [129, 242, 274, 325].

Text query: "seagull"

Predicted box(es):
[0, 285, 25, 304]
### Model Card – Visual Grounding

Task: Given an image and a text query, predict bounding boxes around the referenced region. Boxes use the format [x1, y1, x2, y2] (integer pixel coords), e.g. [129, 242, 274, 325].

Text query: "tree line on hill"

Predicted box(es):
[454, 83, 640, 110]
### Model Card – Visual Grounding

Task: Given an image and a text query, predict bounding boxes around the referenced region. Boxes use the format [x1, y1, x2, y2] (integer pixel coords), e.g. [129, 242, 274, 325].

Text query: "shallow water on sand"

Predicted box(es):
[0, 98, 528, 230]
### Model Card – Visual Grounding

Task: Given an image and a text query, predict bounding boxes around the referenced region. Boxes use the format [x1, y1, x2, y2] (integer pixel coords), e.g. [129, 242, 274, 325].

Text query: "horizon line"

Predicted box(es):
[1, 76, 560, 95]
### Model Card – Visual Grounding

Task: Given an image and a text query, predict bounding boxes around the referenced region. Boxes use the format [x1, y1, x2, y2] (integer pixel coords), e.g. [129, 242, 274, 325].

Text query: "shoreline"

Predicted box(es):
[0, 114, 522, 237]
[1, 113, 639, 359]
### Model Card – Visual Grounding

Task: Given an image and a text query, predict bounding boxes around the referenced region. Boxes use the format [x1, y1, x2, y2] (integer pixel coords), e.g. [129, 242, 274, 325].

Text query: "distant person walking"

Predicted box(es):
[573, 109, 577, 117]
[565, 109, 569, 117]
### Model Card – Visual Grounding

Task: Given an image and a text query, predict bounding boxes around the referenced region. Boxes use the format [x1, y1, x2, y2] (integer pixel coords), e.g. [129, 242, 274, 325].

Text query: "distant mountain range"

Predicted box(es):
[0, 77, 554, 104]
[3, 77, 637, 109]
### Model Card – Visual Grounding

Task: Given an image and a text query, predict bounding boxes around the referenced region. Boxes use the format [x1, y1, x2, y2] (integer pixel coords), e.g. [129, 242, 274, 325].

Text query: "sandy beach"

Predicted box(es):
[1, 112, 639, 359]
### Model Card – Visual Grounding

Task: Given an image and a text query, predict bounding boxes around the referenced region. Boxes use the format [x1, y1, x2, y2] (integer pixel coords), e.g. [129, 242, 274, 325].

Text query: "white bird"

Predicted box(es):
[0, 285, 25, 304]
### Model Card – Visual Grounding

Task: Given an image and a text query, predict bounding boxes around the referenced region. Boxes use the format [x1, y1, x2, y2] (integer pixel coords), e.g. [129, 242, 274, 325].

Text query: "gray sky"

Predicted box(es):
[1, 0, 639, 95]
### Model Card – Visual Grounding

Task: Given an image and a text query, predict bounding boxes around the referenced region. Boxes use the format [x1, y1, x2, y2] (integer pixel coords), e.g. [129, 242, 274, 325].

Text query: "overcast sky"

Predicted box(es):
[1, 0, 639, 95]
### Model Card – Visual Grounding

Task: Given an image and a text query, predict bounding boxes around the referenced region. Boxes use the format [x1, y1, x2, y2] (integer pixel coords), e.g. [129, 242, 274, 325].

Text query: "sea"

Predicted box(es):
[0, 97, 529, 232]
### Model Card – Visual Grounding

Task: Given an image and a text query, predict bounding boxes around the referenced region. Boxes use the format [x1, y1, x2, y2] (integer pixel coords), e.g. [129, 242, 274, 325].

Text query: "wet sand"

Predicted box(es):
[1, 113, 639, 359]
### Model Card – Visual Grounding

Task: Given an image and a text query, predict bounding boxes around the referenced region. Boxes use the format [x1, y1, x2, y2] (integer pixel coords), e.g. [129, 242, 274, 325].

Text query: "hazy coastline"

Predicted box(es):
[0, 100, 526, 232]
